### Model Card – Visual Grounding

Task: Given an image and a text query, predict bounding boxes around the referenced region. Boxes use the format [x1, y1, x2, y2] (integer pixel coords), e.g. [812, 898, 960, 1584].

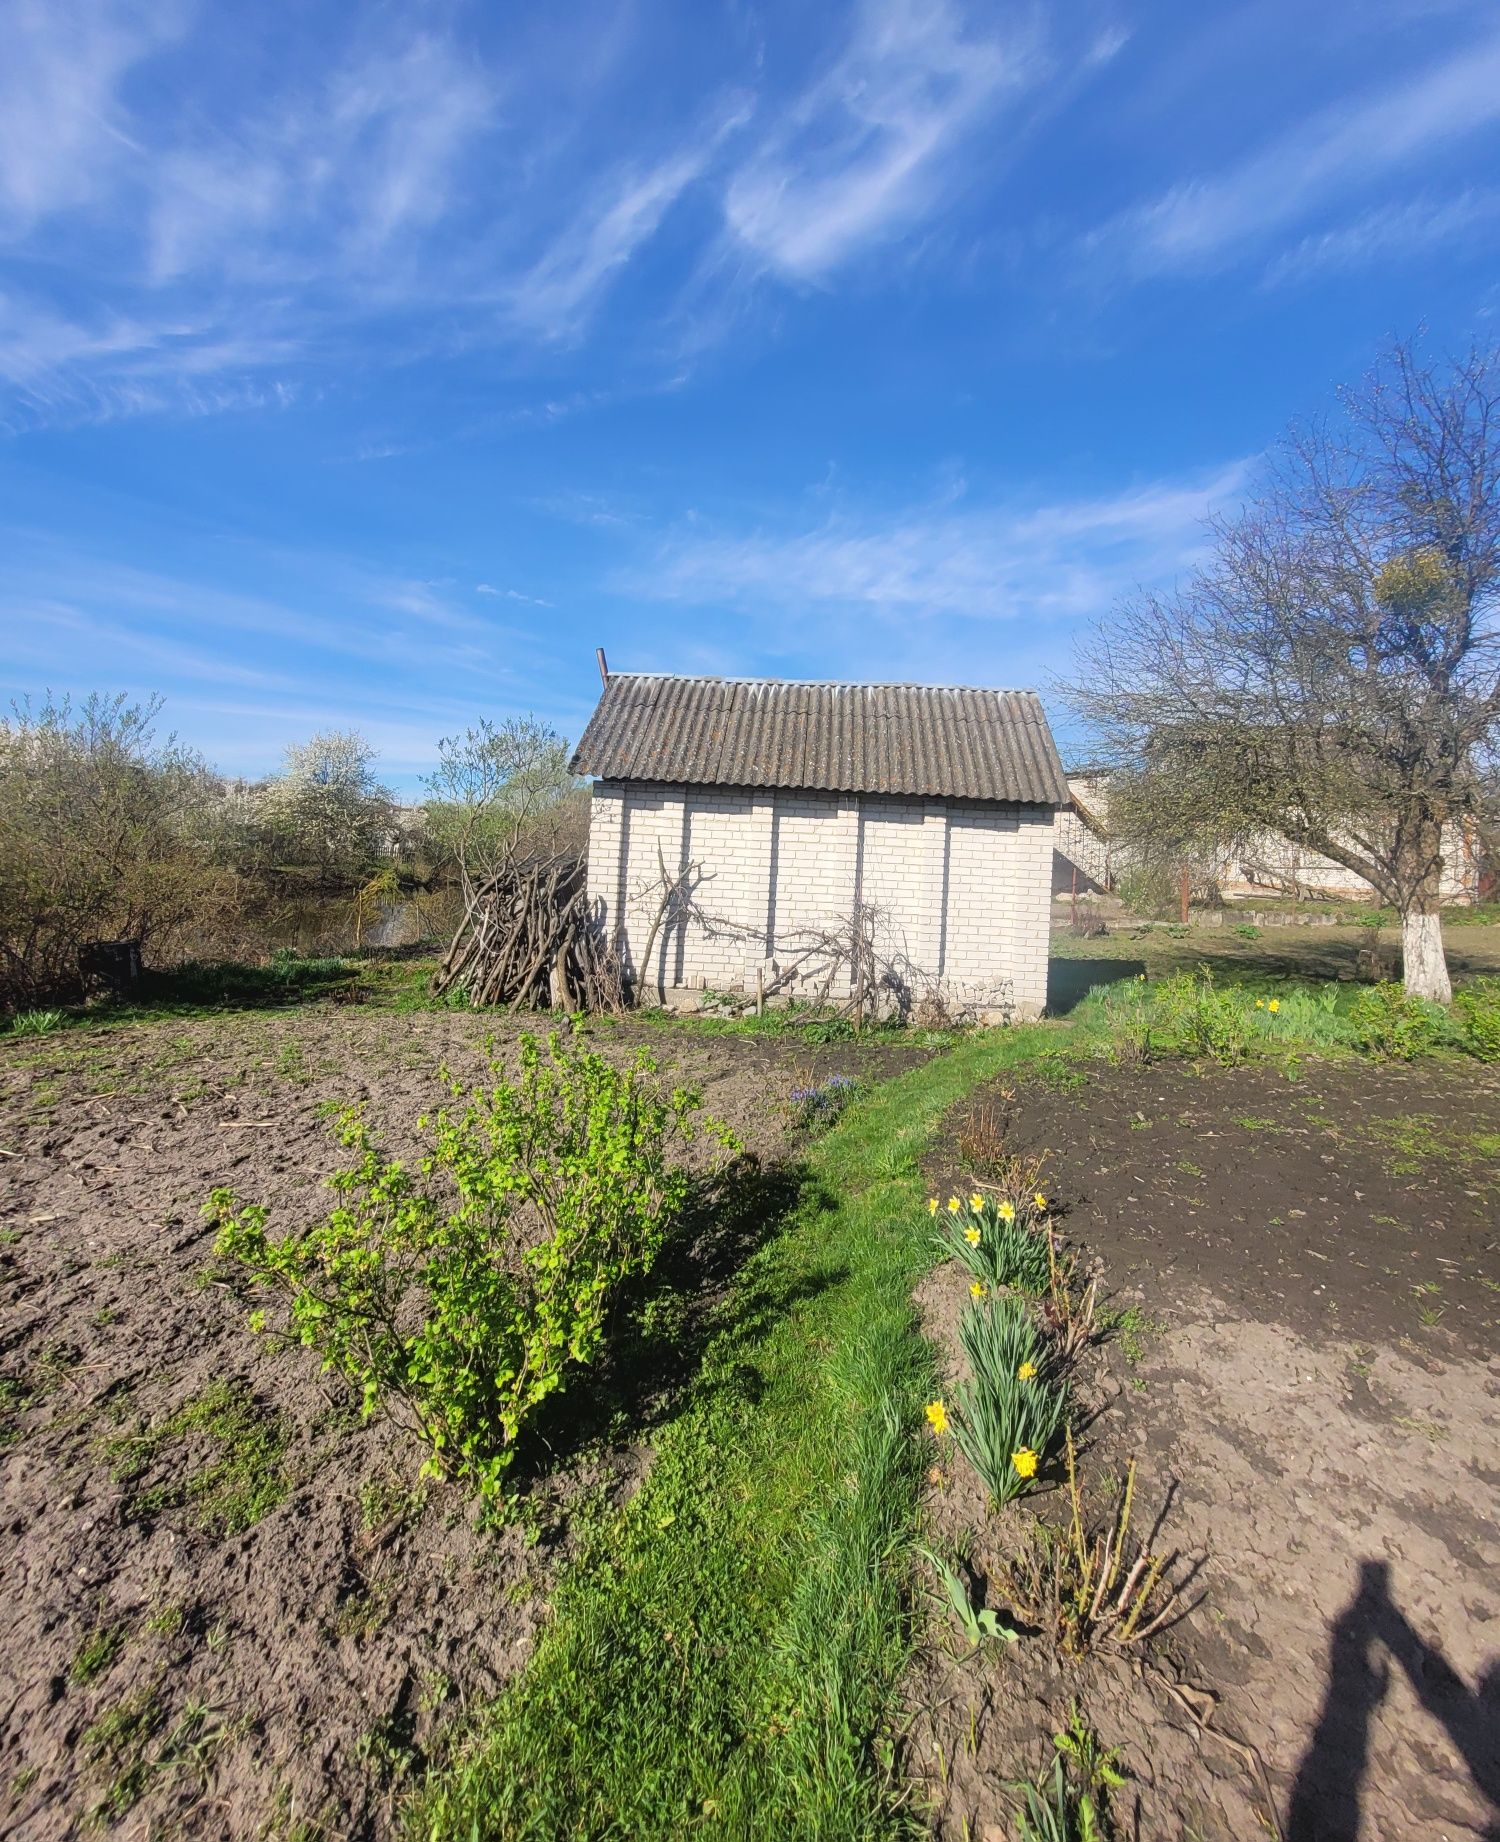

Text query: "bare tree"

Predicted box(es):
[0, 693, 237, 1003]
[1069, 337, 1500, 1002]
[422, 717, 584, 899]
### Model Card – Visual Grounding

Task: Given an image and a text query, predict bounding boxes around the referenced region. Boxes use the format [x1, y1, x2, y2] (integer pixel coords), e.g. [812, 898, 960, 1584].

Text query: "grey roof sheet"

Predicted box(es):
[569, 674, 1069, 805]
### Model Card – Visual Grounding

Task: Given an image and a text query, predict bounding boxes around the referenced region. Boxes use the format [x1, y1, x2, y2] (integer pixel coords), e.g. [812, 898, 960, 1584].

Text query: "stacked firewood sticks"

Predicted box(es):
[430, 855, 623, 1012]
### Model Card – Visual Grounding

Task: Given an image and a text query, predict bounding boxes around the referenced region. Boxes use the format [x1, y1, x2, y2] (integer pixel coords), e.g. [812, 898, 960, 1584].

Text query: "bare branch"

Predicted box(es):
[1066, 335, 1500, 999]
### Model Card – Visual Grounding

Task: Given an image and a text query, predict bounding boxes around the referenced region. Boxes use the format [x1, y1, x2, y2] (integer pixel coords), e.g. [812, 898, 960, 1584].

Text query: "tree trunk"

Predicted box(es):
[1395, 809, 1452, 1004]
[1400, 906, 1451, 1004]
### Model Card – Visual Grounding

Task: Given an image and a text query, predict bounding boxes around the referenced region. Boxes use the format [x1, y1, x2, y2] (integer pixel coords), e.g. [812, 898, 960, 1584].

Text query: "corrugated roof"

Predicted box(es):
[569, 674, 1070, 805]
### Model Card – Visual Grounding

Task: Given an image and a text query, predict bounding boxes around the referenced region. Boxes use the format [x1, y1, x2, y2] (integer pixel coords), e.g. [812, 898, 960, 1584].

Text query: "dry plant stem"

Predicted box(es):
[1152, 1666, 1285, 1842]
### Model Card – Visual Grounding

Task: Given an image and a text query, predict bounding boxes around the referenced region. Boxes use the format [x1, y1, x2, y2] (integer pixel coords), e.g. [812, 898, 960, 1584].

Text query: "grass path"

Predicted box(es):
[414, 1025, 1068, 1841]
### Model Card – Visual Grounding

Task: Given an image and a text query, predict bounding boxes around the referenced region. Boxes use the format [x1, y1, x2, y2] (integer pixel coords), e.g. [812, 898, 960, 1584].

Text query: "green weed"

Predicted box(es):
[1097, 1305, 1162, 1366]
[1011, 1709, 1126, 1842]
[1454, 978, 1500, 1062]
[358, 1476, 426, 1534]
[144, 1602, 186, 1639]
[71, 1620, 128, 1685]
[103, 1379, 291, 1535]
[918, 1545, 1020, 1651]
[0, 1374, 33, 1448]
[81, 1685, 225, 1824]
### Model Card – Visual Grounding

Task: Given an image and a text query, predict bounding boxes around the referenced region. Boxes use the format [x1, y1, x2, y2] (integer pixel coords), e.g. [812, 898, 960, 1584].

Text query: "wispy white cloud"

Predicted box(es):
[631, 463, 1250, 642]
[1091, 30, 1500, 278]
[0, 291, 304, 428]
[0, 0, 185, 235]
[508, 105, 747, 338]
[0, 7, 508, 422]
[0, 536, 521, 682]
[722, 0, 1042, 280]
[0, 0, 1095, 425]
[1260, 189, 1500, 287]
[143, 31, 496, 288]
[476, 584, 554, 606]
[7, 0, 1491, 437]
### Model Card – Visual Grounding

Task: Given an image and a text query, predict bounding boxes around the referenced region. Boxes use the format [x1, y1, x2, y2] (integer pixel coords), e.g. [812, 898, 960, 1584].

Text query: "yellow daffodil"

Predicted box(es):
[970, 1194, 985, 1212]
[998, 1200, 1016, 1223]
[925, 1400, 948, 1437]
[947, 1197, 962, 1214]
[1017, 1360, 1037, 1381]
[1255, 998, 1266, 1009]
[1268, 999, 1280, 1013]
[927, 1198, 940, 1216]
[1010, 1447, 1038, 1479]
[970, 1281, 984, 1299]
[1033, 1193, 1047, 1211]
[964, 1226, 981, 1245]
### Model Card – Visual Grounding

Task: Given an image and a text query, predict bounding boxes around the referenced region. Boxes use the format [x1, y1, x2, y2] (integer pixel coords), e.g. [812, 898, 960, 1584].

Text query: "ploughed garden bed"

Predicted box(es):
[0, 1009, 930, 1840]
[910, 1055, 1500, 1841]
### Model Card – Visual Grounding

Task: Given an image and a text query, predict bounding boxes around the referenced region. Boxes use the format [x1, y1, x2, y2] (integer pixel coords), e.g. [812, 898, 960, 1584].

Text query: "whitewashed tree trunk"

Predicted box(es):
[1401, 907, 1451, 1004]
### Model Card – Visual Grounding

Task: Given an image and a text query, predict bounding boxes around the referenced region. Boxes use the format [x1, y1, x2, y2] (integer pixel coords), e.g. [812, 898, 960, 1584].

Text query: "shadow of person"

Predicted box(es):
[1286, 1559, 1500, 1841]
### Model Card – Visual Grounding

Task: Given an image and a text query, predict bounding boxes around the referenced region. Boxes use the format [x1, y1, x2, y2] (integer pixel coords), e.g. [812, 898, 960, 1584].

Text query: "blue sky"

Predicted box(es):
[2, 0, 1498, 791]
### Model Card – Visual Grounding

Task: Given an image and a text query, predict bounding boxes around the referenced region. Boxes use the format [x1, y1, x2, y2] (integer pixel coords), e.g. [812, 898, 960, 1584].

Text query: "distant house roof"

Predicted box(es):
[570, 673, 1070, 805]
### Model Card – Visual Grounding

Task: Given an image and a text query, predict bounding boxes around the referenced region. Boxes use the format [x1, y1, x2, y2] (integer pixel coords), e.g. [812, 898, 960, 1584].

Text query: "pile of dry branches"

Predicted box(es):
[430, 854, 621, 1011]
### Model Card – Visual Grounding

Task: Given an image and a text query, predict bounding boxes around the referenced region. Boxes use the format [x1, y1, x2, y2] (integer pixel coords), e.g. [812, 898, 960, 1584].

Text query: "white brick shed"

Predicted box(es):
[569, 674, 1070, 1020]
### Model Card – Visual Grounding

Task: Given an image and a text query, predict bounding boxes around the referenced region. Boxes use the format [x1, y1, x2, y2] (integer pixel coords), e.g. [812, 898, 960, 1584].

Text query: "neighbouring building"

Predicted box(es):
[569, 672, 1069, 1019]
[1052, 768, 1485, 905]
[1053, 771, 1114, 896]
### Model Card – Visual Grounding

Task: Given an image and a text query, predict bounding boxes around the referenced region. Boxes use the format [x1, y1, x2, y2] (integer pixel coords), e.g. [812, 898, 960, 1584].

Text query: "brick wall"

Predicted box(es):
[588, 780, 1055, 1018]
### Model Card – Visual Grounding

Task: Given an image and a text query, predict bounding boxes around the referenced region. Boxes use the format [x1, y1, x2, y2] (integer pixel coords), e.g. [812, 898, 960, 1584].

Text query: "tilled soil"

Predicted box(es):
[911, 1057, 1500, 1842]
[0, 1008, 927, 1840]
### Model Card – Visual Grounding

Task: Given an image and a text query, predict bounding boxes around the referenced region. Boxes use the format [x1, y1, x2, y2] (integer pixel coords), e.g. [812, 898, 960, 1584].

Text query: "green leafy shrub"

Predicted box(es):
[1151, 968, 1254, 1064]
[1348, 982, 1447, 1061]
[209, 1029, 728, 1506]
[1454, 978, 1500, 1062]
[931, 1193, 1052, 1293]
[950, 1294, 1067, 1505]
[1114, 864, 1180, 920]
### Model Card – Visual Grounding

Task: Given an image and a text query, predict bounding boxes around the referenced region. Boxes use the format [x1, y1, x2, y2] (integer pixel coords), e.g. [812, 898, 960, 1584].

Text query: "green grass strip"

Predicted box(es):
[412, 1024, 1067, 1842]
